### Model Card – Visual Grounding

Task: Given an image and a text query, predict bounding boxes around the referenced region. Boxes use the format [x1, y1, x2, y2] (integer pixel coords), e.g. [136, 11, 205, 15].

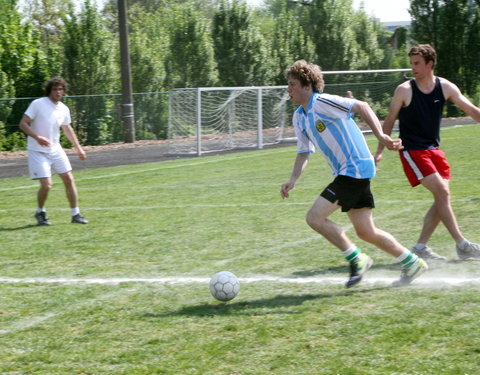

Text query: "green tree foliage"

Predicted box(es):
[410, 0, 480, 115]
[410, 0, 441, 48]
[351, 7, 384, 69]
[21, 0, 72, 48]
[128, 4, 170, 139]
[165, 3, 218, 88]
[128, 5, 167, 92]
[300, 0, 359, 70]
[212, 0, 271, 86]
[464, 1, 480, 101]
[0, 0, 49, 99]
[388, 26, 410, 69]
[270, 4, 316, 84]
[0, 0, 51, 151]
[62, 0, 117, 144]
[62, 0, 117, 95]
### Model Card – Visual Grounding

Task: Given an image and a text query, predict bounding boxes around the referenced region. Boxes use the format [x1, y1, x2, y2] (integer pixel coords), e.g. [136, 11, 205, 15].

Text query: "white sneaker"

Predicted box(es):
[456, 242, 480, 260]
[412, 246, 446, 261]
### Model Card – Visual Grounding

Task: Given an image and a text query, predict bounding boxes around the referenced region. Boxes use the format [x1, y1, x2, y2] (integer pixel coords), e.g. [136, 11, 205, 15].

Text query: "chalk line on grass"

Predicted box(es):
[1, 273, 478, 334]
[0, 313, 56, 335]
[0, 289, 136, 336]
[1, 275, 479, 287]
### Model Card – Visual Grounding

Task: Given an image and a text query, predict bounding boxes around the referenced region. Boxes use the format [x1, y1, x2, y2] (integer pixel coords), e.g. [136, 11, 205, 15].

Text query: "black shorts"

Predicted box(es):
[320, 175, 375, 212]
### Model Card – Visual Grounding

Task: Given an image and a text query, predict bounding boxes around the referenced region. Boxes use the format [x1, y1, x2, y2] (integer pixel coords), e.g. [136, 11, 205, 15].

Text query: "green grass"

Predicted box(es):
[1, 124, 480, 374]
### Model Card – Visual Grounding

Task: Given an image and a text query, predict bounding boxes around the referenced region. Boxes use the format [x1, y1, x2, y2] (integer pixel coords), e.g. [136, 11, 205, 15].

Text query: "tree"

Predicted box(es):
[410, 0, 480, 115]
[212, 0, 270, 86]
[0, 0, 50, 99]
[0, 0, 51, 150]
[270, 4, 316, 84]
[300, 0, 359, 70]
[387, 26, 410, 69]
[62, 0, 118, 144]
[351, 6, 384, 69]
[410, 0, 441, 48]
[464, 1, 480, 101]
[128, 4, 170, 139]
[165, 3, 218, 88]
[19, 0, 74, 75]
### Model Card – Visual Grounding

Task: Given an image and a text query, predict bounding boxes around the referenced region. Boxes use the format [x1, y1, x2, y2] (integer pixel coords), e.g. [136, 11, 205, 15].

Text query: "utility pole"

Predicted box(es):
[118, 0, 135, 143]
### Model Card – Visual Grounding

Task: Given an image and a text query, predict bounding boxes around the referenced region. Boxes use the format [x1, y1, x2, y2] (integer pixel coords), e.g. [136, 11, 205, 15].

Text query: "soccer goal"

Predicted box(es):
[167, 69, 410, 156]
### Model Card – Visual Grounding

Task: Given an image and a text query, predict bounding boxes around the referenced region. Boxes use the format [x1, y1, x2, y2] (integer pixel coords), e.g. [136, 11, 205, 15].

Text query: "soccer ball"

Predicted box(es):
[209, 271, 240, 302]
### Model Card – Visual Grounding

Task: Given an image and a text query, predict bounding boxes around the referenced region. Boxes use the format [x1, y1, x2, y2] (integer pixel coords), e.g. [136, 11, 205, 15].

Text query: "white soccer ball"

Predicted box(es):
[209, 271, 240, 302]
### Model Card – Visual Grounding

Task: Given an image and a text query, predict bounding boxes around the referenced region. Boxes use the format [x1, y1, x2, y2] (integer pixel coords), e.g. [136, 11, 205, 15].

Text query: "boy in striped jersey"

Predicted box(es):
[280, 60, 427, 287]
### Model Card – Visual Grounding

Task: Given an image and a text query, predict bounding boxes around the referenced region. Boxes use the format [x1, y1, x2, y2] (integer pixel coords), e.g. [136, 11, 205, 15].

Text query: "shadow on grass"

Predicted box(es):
[0, 224, 38, 231]
[292, 257, 464, 276]
[145, 286, 389, 318]
[291, 262, 400, 277]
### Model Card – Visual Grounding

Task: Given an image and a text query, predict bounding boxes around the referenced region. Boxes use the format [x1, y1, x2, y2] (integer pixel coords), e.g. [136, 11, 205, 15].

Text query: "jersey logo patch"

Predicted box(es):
[315, 120, 326, 133]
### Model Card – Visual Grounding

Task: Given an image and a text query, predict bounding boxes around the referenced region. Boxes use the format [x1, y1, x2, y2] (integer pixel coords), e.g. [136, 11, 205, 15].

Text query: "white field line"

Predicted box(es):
[2, 198, 476, 213]
[1, 275, 480, 287]
[0, 199, 421, 213]
[0, 312, 56, 335]
[0, 289, 134, 336]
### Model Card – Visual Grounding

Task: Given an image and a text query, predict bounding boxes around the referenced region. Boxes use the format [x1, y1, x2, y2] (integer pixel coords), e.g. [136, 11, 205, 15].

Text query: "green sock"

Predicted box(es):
[343, 246, 361, 262]
[396, 250, 419, 269]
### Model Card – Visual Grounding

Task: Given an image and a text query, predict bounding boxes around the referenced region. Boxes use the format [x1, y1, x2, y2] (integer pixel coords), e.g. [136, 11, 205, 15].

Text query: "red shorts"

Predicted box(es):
[399, 149, 451, 187]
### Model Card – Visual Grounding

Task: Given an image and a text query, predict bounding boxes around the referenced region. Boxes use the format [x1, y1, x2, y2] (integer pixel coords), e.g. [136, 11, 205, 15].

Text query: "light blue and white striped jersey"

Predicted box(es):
[293, 92, 375, 179]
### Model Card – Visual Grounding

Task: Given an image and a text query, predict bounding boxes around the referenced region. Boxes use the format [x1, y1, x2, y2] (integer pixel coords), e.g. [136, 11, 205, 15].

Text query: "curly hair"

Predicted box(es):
[408, 44, 437, 69]
[44, 77, 69, 96]
[285, 60, 324, 93]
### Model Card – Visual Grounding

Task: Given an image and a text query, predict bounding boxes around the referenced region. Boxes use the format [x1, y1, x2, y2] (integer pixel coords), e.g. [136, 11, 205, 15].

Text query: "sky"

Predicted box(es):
[247, 0, 411, 22]
[73, 0, 411, 23]
[351, 0, 411, 22]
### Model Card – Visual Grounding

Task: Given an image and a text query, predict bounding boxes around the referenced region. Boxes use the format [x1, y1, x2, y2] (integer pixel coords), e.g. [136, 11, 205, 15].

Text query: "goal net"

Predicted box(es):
[167, 69, 409, 156]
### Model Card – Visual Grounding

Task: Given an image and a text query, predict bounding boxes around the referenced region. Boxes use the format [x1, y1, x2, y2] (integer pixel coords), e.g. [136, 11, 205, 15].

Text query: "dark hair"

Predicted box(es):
[285, 60, 325, 93]
[44, 77, 68, 96]
[408, 44, 437, 68]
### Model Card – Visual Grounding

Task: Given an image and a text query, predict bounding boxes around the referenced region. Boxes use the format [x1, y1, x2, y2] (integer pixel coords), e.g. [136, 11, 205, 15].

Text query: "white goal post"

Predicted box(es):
[167, 69, 410, 156]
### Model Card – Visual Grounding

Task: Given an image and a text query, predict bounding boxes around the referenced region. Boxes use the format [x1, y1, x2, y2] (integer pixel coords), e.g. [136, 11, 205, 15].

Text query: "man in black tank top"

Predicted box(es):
[398, 77, 444, 151]
[375, 44, 480, 262]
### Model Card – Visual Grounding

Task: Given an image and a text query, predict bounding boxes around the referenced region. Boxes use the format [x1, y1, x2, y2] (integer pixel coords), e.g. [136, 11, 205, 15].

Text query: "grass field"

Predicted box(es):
[1, 125, 479, 374]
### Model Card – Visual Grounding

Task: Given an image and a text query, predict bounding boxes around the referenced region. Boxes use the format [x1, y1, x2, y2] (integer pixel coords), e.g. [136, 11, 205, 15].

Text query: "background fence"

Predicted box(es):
[0, 69, 410, 154]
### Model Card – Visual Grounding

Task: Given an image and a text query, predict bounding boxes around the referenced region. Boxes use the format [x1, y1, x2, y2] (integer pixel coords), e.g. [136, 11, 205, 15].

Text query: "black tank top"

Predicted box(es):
[398, 77, 445, 150]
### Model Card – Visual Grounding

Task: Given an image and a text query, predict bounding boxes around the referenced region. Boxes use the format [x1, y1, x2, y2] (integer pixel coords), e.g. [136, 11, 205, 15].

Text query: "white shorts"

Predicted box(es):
[28, 149, 72, 179]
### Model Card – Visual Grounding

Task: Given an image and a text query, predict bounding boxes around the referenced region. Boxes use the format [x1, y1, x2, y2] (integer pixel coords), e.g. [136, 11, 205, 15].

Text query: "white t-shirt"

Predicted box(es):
[293, 92, 375, 179]
[24, 97, 71, 153]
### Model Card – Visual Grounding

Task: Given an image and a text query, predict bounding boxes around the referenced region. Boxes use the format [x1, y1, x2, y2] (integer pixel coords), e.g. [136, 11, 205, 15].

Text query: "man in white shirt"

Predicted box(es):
[280, 60, 427, 287]
[19, 77, 88, 225]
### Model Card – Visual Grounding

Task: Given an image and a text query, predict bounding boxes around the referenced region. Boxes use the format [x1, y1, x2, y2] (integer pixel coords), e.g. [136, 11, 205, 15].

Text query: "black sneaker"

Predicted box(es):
[71, 214, 88, 224]
[34, 211, 51, 226]
[345, 253, 373, 288]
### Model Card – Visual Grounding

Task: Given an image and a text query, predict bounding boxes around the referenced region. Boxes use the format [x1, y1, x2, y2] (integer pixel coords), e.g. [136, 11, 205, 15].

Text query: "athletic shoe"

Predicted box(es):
[392, 259, 428, 287]
[34, 211, 51, 226]
[412, 246, 447, 261]
[456, 242, 480, 260]
[345, 253, 373, 288]
[71, 214, 88, 224]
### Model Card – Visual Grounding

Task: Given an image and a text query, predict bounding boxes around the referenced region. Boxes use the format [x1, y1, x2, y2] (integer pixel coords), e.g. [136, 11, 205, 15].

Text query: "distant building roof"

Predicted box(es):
[382, 21, 411, 31]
